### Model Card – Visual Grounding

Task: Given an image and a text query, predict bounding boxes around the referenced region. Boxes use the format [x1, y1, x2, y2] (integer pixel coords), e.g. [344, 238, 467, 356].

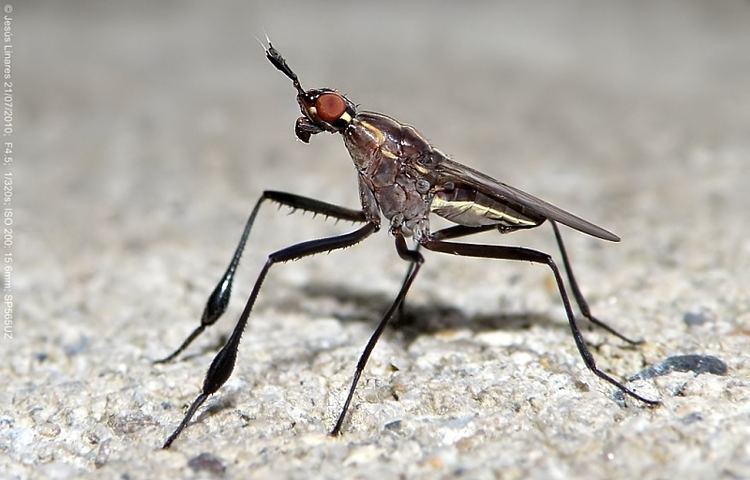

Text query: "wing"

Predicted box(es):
[431, 156, 620, 242]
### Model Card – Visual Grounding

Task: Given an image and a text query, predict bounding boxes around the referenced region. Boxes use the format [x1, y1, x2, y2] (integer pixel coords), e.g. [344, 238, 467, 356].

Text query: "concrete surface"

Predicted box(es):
[5, 1, 750, 478]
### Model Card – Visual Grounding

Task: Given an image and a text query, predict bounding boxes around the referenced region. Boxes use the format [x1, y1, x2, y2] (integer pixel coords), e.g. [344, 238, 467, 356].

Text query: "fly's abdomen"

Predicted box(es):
[431, 186, 541, 229]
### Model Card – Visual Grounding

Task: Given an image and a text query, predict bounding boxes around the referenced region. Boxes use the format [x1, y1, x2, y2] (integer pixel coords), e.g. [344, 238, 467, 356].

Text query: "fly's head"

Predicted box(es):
[265, 41, 356, 143]
[294, 88, 356, 142]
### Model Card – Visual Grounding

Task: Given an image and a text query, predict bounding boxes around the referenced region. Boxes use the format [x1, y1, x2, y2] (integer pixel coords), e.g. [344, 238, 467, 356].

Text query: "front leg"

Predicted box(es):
[155, 191, 368, 364]
[163, 222, 379, 448]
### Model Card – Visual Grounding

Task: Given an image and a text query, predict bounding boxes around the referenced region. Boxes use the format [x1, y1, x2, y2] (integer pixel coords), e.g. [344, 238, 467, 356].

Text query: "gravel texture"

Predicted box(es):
[6, 1, 750, 478]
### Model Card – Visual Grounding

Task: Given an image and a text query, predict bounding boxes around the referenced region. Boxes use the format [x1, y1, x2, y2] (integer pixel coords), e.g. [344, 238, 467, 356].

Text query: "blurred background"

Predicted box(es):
[9, 0, 750, 478]
[22, 0, 749, 258]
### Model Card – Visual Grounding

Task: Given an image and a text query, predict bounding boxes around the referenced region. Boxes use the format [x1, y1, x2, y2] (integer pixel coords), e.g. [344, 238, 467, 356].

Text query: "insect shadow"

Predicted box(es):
[295, 282, 566, 346]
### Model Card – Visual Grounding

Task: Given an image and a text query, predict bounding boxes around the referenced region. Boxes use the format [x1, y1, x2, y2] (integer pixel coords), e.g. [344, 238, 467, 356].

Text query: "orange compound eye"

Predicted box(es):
[315, 93, 347, 123]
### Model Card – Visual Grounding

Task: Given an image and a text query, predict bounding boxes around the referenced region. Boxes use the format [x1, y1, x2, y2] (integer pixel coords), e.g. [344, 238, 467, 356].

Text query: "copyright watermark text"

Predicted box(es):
[3, 3, 13, 341]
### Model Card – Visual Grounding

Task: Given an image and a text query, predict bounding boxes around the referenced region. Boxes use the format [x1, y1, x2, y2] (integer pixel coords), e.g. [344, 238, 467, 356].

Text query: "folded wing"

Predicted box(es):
[432, 157, 620, 242]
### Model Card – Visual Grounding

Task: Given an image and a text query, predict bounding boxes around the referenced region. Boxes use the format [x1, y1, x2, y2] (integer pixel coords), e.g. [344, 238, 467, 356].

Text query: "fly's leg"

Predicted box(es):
[395, 243, 420, 322]
[162, 222, 378, 448]
[154, 191, 367, 364]
[395, 225, 495, 321]
[423, 223, 642, 345]
[421, 237, 660, 406]
[331, 234, 423, 435]
[550, 220, 642, 345]
[432, 225, 498, 241]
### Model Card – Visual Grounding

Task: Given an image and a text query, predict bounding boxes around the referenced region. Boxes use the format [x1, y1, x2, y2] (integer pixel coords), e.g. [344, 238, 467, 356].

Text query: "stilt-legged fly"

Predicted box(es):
[159, 41, 659, 448]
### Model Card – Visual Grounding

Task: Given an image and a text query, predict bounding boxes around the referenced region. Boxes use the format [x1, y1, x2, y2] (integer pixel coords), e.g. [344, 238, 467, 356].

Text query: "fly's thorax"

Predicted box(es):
[343, 112, 431, 172]
[343, 119, 382, 172]
[342, 112, 437, 238]
[360, 168, 432, 238]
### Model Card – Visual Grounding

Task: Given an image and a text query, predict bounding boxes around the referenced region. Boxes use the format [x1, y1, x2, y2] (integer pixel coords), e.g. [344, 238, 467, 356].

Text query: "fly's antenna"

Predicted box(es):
[263, 37, 304, 95]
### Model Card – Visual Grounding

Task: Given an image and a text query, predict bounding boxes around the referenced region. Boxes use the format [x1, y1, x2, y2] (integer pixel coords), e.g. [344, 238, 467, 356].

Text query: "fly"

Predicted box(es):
[159, 41, 660, 448]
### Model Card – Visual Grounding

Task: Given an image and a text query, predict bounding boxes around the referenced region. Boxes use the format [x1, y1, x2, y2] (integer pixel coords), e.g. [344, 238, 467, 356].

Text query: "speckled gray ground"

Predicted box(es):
[6, 1, 750, 479]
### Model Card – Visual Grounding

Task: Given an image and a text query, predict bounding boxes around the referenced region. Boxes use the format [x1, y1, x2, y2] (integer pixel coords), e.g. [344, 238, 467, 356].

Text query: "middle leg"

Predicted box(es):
[331, 233, 424, 435]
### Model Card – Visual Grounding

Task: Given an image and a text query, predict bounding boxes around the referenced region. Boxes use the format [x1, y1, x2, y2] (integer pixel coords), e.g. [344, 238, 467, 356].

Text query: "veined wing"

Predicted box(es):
[432, 157, 620, 242]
